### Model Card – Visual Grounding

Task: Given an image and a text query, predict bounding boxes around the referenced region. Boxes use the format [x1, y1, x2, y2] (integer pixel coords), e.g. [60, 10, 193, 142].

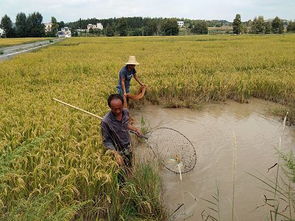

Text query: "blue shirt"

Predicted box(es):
[101, 109, 130, 151]
[116, 65, 136, 93]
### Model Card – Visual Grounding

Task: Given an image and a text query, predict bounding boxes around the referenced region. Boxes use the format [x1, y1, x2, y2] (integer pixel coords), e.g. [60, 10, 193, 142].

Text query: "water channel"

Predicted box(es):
[132, 99, 295, 221]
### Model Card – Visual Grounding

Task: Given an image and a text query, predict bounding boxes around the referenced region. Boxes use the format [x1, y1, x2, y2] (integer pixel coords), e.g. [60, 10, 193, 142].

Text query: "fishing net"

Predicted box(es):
[143, 127, 197, 174]
[126, 85, 146, 100]
[124, 86, 147, 108]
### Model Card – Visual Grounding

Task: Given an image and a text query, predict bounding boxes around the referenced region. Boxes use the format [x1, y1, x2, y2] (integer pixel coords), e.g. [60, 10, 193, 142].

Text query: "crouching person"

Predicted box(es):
[101, 94, 142, 181]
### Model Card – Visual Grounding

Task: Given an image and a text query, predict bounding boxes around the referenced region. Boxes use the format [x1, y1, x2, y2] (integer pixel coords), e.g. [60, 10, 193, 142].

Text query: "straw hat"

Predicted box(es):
[125, 56, 139, 65]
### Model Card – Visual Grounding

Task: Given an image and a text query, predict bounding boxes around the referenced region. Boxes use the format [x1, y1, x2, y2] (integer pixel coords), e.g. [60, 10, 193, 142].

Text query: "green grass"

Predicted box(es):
[117, 163, 166, 220]
[270, 105, 295, 126]
[248, 150, 295, 221]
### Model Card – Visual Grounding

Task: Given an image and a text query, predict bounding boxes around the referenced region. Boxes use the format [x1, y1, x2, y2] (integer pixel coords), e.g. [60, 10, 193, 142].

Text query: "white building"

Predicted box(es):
[57, 27, 71, 38]
[87, 23, 103, 32]
[97, 23, 103, 30]
[44, 22, 53, 33]
[177, 21, 184, 28]
[0, 28, 4, 37]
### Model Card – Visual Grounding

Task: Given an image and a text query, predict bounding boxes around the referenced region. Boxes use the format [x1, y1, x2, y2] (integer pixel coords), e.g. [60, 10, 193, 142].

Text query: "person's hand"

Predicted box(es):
[123, 92, 127, 97]
[134, 128, 143, 137]
[114, 152, 124, 166]
[111, 150, 124, 166]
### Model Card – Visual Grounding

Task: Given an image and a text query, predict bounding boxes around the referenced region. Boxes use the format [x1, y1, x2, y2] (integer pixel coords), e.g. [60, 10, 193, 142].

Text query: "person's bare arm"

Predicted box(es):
[134, 74, 144, 87]
[121, 77, 127, 96]
[128, 123, 142, 136]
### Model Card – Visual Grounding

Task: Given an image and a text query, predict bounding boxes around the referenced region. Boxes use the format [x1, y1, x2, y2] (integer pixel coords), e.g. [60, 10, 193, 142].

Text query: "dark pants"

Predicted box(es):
[121, 148, 132, 167]
[117, 87, 130, 105]
[118, 147, 133, 185]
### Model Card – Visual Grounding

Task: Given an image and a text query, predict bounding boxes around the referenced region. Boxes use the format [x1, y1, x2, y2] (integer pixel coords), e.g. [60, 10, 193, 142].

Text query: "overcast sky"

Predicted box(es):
[0, 0, 294, 23]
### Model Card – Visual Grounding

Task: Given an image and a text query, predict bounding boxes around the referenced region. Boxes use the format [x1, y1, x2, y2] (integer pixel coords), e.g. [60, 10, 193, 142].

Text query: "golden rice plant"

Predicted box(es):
[0, 34, 294, 220]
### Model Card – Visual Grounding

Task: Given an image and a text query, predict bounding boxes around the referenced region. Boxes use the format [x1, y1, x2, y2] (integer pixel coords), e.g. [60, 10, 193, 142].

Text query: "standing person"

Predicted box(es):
[101, 94, 142, 169]
[116, 56, 145, 101]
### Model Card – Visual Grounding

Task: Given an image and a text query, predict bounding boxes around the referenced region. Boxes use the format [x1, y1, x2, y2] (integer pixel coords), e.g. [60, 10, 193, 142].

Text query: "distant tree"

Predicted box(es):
[78, 18, 83, 29]
[272, 16, 284, 34]
[186, 21, 193, 29]
[129, 28, 143, 36]
[93, 29, 102, 36]
[233, 14, 242, 34]
[160, 18, 179, 36]
[116, 18, 128, 36]
[143, 19, 157, 36]
[0, 15, 15, 37]
[105, 24, 114, 36]
[191, 21, 208, 34]
[287, 21, 295, 32]
[241, 23, 248, 34]
[264, 21, 272, 34]
[50, 17, 59, 36]
[250, 16, 265, 34]
[15, 12, 27, 37]
[71, 29, 78, 37]
[88, 27, 94, 34]
[65, 17, 235, 37]
[27, 12, 45, 37]
[58, 21, 65, 29]
[125, 17, 143, 29]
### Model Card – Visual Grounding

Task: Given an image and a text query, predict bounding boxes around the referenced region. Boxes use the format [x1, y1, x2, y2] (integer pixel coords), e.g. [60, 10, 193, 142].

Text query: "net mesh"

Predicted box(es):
[146, 127, 197, 174]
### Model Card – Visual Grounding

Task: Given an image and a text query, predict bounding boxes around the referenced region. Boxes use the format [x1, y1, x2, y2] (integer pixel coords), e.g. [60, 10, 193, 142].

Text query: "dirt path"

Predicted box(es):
[0, 38, 63, 61]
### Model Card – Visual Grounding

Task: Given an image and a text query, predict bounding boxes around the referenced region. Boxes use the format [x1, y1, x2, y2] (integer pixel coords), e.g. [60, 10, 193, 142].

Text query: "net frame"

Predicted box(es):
[142, 127, 197, 174]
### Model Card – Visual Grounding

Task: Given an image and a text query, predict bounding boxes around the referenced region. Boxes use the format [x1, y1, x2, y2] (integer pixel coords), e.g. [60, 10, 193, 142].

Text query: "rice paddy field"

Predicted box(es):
[0, 37, 52, 48]
[0, 35, 295, 220]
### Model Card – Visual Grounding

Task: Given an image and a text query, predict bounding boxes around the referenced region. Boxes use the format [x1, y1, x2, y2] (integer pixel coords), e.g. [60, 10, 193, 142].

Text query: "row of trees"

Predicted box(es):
[1, 13, 294, 38]
[69, 17, 210, 36]
[0, 12, 64, 37]
[287, 21, 295, 32]
[69, 15, 294, 37]
[190, 21, 208, 34]
[233, 14, 294, 34]
[1, 13, 44, 37]
[69, 17, 181, 36]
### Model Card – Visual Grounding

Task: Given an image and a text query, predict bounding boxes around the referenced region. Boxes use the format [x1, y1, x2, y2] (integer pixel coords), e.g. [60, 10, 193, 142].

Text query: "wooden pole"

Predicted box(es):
[53, 98, 103, 120]
[53, 98, 145, 138]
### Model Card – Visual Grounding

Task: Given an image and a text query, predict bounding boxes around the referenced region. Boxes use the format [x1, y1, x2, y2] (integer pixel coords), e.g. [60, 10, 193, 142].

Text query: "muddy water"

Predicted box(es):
[132, 99, 295, 221]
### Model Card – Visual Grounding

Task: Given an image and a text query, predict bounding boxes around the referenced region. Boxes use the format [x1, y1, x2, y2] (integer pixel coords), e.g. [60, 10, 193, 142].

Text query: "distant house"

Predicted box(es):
[97, 23, 103, 30]
[177, 21, 185, 28]
[44, 22, 53, 33]
[0, 28, 5, 37]
[57, 27, 71, 38]
[87, 23, 104, 32]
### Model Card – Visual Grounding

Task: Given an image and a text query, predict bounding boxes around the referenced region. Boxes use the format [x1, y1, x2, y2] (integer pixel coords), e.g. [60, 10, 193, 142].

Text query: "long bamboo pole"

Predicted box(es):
[53, 98, 103, 120]
[53, 98, 146, 139]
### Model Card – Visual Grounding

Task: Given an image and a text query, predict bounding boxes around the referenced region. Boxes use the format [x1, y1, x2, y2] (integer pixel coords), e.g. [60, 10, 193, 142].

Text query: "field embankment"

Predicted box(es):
[0, 38, 53, 48]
